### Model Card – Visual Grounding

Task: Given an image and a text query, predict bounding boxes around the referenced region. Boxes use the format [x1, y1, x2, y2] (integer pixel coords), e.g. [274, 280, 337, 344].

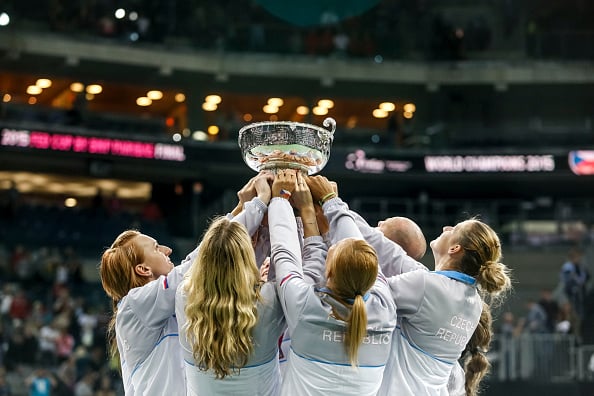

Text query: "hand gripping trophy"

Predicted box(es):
[238, 117, 336, 174]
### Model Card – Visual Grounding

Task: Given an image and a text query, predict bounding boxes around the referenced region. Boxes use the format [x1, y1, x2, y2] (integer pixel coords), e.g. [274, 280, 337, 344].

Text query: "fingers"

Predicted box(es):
[296, 172, 305, 184]
[329, 181, 338, 194]
[272, 169, 298, 197]
[237, 177, 257, 203]
[295, 172, 310, 192]
[276, 169, 297, 185]
[257, 170, 274, 183]
[305, 175, 336, 203]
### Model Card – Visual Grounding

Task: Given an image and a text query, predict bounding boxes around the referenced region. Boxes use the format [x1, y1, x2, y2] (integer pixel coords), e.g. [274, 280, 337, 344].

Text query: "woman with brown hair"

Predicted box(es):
[268, 169, 396, 396]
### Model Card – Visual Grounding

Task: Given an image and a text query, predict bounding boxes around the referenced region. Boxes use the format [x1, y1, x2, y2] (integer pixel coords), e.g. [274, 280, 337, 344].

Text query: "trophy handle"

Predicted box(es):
[318, 117, 336, 144]
[323, 117, 336, 134]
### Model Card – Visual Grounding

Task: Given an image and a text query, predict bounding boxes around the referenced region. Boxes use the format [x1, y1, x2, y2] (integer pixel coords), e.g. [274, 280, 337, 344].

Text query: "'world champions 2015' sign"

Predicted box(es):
[342, 149, 559, 174]
[423, 154, 555, 173]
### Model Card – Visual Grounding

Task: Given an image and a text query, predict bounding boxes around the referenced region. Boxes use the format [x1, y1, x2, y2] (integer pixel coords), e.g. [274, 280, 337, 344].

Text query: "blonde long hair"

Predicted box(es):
[183, 217, 261, 379]
[463, 301, 492, 396]
[99, 230, 147, 362]
[325, 238, 378, 367]
[456, 219, 512, 303]
[455, 219, 512, 395]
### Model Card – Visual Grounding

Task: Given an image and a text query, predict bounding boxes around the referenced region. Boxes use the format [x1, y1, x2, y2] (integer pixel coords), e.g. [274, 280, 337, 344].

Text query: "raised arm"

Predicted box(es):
[268, 169, 310, 331]
[306, 175, 365, 242]
[230, 172, 273, 236]
[315, 182, 428, 277]
[292, 172, 326, 285]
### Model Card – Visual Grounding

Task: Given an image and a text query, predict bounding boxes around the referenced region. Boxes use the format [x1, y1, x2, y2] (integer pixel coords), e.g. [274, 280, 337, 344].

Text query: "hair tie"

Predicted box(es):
[345, 292, 370, 304]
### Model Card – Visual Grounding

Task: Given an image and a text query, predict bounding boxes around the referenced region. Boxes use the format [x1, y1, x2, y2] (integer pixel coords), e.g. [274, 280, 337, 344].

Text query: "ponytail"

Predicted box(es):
[455, 219, 512, 304]
[99, 229, 145, 372]
[106, 300, 120, 367]
[463, 302, 492, 396]
[476, 261, 511, 305]
[324, 238, 378, 367]
[345, 294, 367, 367]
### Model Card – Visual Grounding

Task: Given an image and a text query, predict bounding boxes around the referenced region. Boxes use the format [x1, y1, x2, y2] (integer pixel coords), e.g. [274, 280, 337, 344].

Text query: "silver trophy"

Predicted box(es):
[238, 117, 336, 174]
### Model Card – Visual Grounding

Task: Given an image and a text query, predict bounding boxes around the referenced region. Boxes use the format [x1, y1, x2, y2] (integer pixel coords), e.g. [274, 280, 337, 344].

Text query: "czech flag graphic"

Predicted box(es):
[569, 151, 594, 175]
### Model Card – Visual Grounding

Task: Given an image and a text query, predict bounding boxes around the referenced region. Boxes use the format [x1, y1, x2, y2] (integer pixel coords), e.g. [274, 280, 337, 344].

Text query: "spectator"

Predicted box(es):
[560, 246, 590, 319]
[73, 372, 96, 396]
[54, 261, 70, 288]
[523, 299, 548, 334]
[76, 306, 98, 348]
[5, 322, 38, 369]
[56, 355, 77, 394]
[94, 374, 116, 396]
[63, 247, 84, 290]
[538, 288, 560, 333]
[25, 369, 56, 396]
[55, 325, 76, 364]
[38, 320, 59, 367]
[500, 311, 521, 338]
[9, 290, 31, 323]
[332, 28, 350, 57]
[30, 301, 50, 329]
[498, 311, 521, 380]
[555, 301, 577, 335]
[521, 298, 555, 380]
[52, 286, 74, 318]
[11, 246, 33, 282]
[0, 285, 15, 325]
[0, 368, 11, 396]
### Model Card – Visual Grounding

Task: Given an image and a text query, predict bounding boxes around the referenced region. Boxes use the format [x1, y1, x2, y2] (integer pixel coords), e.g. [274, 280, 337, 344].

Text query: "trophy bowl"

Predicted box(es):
[238, 117, 336, 174]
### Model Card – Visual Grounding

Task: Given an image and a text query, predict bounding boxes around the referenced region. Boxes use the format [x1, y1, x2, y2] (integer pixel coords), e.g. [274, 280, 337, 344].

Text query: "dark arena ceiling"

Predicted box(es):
[0, 0, 593, 203]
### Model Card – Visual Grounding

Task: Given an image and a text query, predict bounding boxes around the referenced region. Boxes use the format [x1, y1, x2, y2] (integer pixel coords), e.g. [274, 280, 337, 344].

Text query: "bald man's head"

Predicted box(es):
[377, 216, 427, 260]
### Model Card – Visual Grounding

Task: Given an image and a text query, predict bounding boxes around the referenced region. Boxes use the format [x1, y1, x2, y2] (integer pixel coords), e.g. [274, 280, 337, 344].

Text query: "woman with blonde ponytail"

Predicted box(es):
[268, 170, 396, 396]
[318, 188, 511, 396]
[374, 218, 511, 396]
[99, 230, 201, 396]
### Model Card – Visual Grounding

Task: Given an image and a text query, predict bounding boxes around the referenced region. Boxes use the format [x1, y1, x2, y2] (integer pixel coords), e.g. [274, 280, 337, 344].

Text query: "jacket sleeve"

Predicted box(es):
[230, 197, 268, 236]
[269, 197, 313, 332]
[323, 197, 428, 277]
[301, 235, 328, 285]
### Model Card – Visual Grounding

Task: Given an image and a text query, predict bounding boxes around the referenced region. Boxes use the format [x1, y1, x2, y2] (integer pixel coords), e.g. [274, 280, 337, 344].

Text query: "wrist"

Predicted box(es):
[258, 193, 271, 205]
[299, 207, 316, 218]
[278, 189, 292, 200]
[230, 202, 243, 217]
